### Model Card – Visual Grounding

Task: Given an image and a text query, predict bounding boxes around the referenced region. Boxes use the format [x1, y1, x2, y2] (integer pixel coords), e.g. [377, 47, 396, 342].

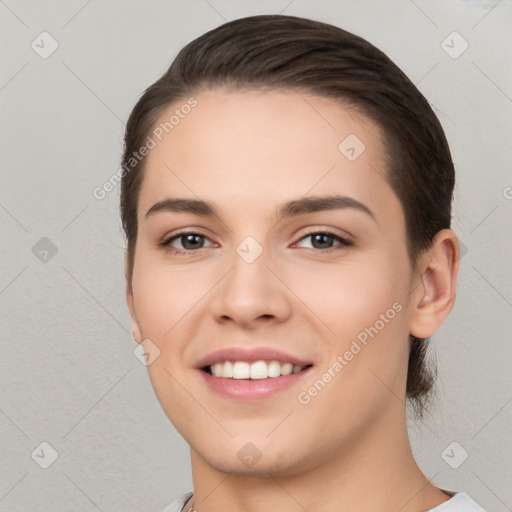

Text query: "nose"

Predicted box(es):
[209, 245, 292, 330]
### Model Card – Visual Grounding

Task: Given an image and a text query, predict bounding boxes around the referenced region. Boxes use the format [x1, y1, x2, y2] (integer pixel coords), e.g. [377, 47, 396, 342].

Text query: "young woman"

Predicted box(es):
[121, 14, 487, 512]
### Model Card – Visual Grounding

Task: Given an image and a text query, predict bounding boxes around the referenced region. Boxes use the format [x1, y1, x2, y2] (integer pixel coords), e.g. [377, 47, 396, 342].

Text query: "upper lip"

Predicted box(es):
[195, 347, 313, 369]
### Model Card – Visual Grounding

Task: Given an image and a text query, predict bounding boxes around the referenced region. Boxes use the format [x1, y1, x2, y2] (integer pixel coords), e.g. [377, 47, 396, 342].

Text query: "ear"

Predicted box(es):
[125, 254, 143, 344]
[409, 229, 460, 339]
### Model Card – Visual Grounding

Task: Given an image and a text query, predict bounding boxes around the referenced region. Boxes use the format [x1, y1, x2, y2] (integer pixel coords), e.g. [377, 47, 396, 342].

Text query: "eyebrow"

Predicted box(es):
[145, 194, 375, 223]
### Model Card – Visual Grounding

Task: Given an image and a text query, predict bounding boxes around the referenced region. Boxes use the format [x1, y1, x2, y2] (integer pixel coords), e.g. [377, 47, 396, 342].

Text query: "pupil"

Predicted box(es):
[183, 234, 203, 250]
[313, 233, 333, 249]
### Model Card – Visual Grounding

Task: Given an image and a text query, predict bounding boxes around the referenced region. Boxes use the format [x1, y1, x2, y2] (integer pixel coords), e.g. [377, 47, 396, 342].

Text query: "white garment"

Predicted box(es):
[160, 489, 488, 512]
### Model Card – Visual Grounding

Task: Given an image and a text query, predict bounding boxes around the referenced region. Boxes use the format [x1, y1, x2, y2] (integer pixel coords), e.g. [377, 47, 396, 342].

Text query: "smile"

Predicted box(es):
[205, 360, 313, 379]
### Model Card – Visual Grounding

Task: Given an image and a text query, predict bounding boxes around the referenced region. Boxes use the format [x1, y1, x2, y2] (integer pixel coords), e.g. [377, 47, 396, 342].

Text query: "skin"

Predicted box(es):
[126, 88, 460, 512]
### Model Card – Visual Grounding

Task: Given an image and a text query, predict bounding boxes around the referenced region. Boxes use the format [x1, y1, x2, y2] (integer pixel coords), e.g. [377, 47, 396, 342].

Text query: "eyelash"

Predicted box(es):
[160, 229, 353, 255]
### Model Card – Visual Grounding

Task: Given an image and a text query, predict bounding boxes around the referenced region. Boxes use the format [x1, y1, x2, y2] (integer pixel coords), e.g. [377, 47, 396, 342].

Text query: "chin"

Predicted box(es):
[190, 434, 321, 478]
[203, 449, 304, 477]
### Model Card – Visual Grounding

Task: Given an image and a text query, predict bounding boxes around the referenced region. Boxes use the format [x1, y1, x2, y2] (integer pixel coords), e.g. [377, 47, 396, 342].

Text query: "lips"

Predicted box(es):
[195, 347, 314, 400]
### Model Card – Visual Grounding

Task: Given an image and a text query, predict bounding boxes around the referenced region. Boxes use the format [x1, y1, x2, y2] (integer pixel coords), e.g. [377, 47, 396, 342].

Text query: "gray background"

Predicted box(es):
[1, 0, 511, 510]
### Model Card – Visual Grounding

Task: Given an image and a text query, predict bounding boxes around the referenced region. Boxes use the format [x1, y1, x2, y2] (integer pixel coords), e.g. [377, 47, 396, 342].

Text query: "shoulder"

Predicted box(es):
[160, 491, 194, 512]
[429, 492, 488, 511]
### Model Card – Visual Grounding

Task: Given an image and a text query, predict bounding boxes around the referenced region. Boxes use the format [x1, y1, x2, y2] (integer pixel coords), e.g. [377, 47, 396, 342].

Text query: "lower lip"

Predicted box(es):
[199, 367, 313, 401]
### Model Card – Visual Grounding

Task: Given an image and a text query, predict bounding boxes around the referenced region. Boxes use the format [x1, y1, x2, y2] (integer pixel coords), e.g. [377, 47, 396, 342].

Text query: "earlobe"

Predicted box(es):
[410, 229, 460, 339]
[126, 279, 143, 344]
[132, 322, 143, 344]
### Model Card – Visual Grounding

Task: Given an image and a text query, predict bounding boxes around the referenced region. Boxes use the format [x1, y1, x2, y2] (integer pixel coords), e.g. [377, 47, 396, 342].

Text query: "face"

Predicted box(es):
[127, 88, 420, 476]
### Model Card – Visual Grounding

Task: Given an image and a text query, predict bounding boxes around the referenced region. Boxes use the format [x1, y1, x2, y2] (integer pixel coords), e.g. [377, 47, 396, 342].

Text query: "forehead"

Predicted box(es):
[138, 88, 402, 226]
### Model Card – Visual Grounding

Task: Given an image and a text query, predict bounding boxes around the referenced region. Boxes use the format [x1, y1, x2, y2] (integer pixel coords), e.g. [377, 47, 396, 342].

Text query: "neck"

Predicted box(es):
[186, 404, 450, 512]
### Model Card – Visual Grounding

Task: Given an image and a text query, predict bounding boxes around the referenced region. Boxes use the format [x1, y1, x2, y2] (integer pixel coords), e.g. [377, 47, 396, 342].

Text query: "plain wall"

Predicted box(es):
[0, 0, 511, 510]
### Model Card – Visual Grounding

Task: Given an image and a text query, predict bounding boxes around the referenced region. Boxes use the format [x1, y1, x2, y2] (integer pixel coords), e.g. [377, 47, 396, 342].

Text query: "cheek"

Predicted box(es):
[293, 254, 411, 399]
[131, 256, 208, 430]
[131, 253, 210, 341]
[291, 254, 408, 339]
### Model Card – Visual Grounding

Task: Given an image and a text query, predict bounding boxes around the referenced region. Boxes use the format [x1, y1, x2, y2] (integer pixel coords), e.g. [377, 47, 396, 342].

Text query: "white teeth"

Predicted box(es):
[232, 362, 250, 379]
[267, 360, 281, 378]
[223, 361, 233, 378]
[213, 363, 223, 377]
[281, 363, 293, 376]
[249, 360, 268, 379]
[208, 360, 306, 379]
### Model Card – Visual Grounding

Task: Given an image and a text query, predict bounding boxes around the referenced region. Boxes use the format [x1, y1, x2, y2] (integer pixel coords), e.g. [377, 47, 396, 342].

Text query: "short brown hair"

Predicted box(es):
[120, 14, 454, 418]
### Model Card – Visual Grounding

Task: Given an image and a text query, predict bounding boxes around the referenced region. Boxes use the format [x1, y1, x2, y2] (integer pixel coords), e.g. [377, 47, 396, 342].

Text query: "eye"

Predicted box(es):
[161, 231, 215, 253]
[160, 229, 353, 255]
[294, 230, 353, 252]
